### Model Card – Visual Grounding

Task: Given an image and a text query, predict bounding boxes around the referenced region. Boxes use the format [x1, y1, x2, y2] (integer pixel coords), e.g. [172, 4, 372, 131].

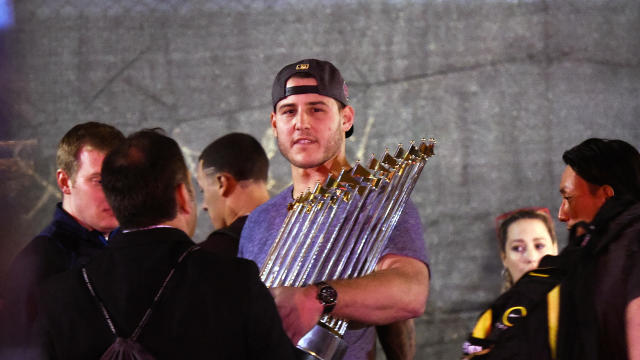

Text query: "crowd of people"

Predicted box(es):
[0, 58, 638, 360]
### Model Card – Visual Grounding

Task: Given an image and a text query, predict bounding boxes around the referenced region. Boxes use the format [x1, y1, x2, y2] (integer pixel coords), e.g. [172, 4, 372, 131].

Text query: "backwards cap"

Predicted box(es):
[271, 59, 353, 138]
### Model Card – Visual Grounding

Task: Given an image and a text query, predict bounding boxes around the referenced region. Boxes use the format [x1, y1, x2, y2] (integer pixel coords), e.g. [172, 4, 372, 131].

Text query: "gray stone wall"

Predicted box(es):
[1, 0, 639, 358]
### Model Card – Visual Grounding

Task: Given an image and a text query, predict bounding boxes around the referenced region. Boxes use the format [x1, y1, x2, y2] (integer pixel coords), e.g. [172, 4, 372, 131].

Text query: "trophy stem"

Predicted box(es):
[296, 324, 348, 360]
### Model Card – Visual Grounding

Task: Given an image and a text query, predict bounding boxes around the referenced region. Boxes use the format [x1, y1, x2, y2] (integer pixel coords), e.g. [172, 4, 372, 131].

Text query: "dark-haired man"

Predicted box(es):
[554, 138, 640, 360]
[239, 59, 429, 360]
[38, 129, 295, 359]
[196, 132, 270, 256]
[0, 122, 124, 354]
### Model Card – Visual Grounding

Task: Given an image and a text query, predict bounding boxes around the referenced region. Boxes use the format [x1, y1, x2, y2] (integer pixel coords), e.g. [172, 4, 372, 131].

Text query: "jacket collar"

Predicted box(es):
[40, 203, 115, 247]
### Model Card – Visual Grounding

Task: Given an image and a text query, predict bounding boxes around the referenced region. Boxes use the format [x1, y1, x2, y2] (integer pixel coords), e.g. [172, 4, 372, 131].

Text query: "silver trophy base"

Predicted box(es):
[296, 324, 348, 360]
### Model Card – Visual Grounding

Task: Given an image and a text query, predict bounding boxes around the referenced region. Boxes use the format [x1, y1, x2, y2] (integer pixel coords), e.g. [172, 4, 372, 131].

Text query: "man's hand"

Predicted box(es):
[270, 285, 324, 344]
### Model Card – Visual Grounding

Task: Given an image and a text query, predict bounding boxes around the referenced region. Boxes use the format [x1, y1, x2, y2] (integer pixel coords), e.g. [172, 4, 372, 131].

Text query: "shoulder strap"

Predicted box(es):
[82, 245, 200, 340]
[82, 267, 118, 336]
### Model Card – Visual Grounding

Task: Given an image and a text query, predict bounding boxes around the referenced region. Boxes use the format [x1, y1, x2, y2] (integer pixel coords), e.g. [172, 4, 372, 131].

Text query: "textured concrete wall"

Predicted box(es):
[1, 0, 639, 358]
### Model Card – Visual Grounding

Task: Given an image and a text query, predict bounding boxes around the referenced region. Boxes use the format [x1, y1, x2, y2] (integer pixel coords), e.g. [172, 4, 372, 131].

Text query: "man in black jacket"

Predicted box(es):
[462, 138, 640, 360]
[38, 129, 294, 360]
[555, 138, 640, 360]
[0, 122, 124, 357]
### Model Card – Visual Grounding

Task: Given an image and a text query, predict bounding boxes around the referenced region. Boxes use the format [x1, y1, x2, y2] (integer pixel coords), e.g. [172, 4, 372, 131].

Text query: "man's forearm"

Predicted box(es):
[326, 254, 429, 325]
[269, 254, 429, 344]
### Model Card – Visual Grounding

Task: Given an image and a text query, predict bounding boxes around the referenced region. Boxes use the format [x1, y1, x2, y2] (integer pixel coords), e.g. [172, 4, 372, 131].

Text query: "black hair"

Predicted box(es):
[198, 132, 268, 182]
[562, 138, 640, 201]
[101, 129, 190, 229]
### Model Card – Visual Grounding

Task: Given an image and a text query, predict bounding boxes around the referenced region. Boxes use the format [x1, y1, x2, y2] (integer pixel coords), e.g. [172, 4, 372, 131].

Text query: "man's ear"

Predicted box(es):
[270, 112, 278, 138]
[601, 184, 615, 199]
[56, 169, 72, 195]
[216, 173, 236, 197]
[176, 182, 194, 215]
[340, 105, 355, 134]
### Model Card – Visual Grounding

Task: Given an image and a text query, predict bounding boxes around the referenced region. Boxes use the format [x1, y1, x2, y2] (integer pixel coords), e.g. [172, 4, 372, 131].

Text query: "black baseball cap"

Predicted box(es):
[271, 59, 353, 138]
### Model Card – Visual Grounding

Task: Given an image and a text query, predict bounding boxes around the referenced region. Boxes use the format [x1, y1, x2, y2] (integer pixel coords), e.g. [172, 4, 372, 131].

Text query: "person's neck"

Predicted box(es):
[61, 199, 111, 237]
[225, 182, 270, 225]
[159, 217, 192, 237]
[291, 156, 351, 199]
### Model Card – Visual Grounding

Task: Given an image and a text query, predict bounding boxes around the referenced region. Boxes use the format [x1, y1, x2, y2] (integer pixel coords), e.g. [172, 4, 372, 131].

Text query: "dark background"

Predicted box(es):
[1, 0, 639, 358]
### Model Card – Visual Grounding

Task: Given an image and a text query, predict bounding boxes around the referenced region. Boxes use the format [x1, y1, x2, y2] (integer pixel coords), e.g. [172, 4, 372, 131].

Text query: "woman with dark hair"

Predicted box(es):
[495, 207, 558, 292]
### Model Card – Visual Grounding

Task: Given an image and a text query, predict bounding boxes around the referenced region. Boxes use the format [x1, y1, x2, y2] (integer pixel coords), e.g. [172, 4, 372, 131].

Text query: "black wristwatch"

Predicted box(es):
[315, 281, 337, 315]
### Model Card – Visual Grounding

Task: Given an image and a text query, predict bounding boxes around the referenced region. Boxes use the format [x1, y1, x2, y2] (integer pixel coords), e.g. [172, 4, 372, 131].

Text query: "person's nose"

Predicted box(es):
[523, 249, 538, 264]
[294, 110, 310, 131]
[558, 200, 569, 223]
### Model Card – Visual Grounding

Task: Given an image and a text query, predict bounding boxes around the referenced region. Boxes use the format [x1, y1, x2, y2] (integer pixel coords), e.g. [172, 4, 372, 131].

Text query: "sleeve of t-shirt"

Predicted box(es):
[238, 195, 286, 267]
[379, 200, 429, 267]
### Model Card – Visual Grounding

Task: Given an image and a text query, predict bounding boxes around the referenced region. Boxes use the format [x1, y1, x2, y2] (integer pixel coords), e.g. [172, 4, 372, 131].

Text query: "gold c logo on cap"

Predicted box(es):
[296, 64, 309, 70]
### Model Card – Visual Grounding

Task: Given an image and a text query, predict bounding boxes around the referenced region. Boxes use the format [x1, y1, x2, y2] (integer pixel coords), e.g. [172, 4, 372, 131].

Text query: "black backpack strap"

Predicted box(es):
[82, 245, 200, 340]
[82, 267, 118, 336]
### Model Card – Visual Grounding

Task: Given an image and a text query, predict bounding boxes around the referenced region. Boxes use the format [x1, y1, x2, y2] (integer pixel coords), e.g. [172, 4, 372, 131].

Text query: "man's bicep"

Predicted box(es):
[376, 253, 429, 279]
[372, 254, 429, 320]
[376, 254, 430, 301]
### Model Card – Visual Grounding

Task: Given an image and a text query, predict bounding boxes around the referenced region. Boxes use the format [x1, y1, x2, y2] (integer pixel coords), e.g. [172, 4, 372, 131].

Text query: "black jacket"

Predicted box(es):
[0, 204, 111, 352]
[555, 197, 640, 360]
[199, 215, 247, 257]
[38, 227, 295, 360]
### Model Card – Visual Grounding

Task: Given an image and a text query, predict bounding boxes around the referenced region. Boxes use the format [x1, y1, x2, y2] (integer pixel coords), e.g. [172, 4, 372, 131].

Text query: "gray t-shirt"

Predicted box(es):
[239, 185, 429, 360]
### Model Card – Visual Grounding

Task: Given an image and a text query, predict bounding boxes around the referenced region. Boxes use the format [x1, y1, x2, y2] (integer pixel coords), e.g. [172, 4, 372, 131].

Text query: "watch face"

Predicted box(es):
[316, 282, 337, 315]
[319, 285, 337, 304]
